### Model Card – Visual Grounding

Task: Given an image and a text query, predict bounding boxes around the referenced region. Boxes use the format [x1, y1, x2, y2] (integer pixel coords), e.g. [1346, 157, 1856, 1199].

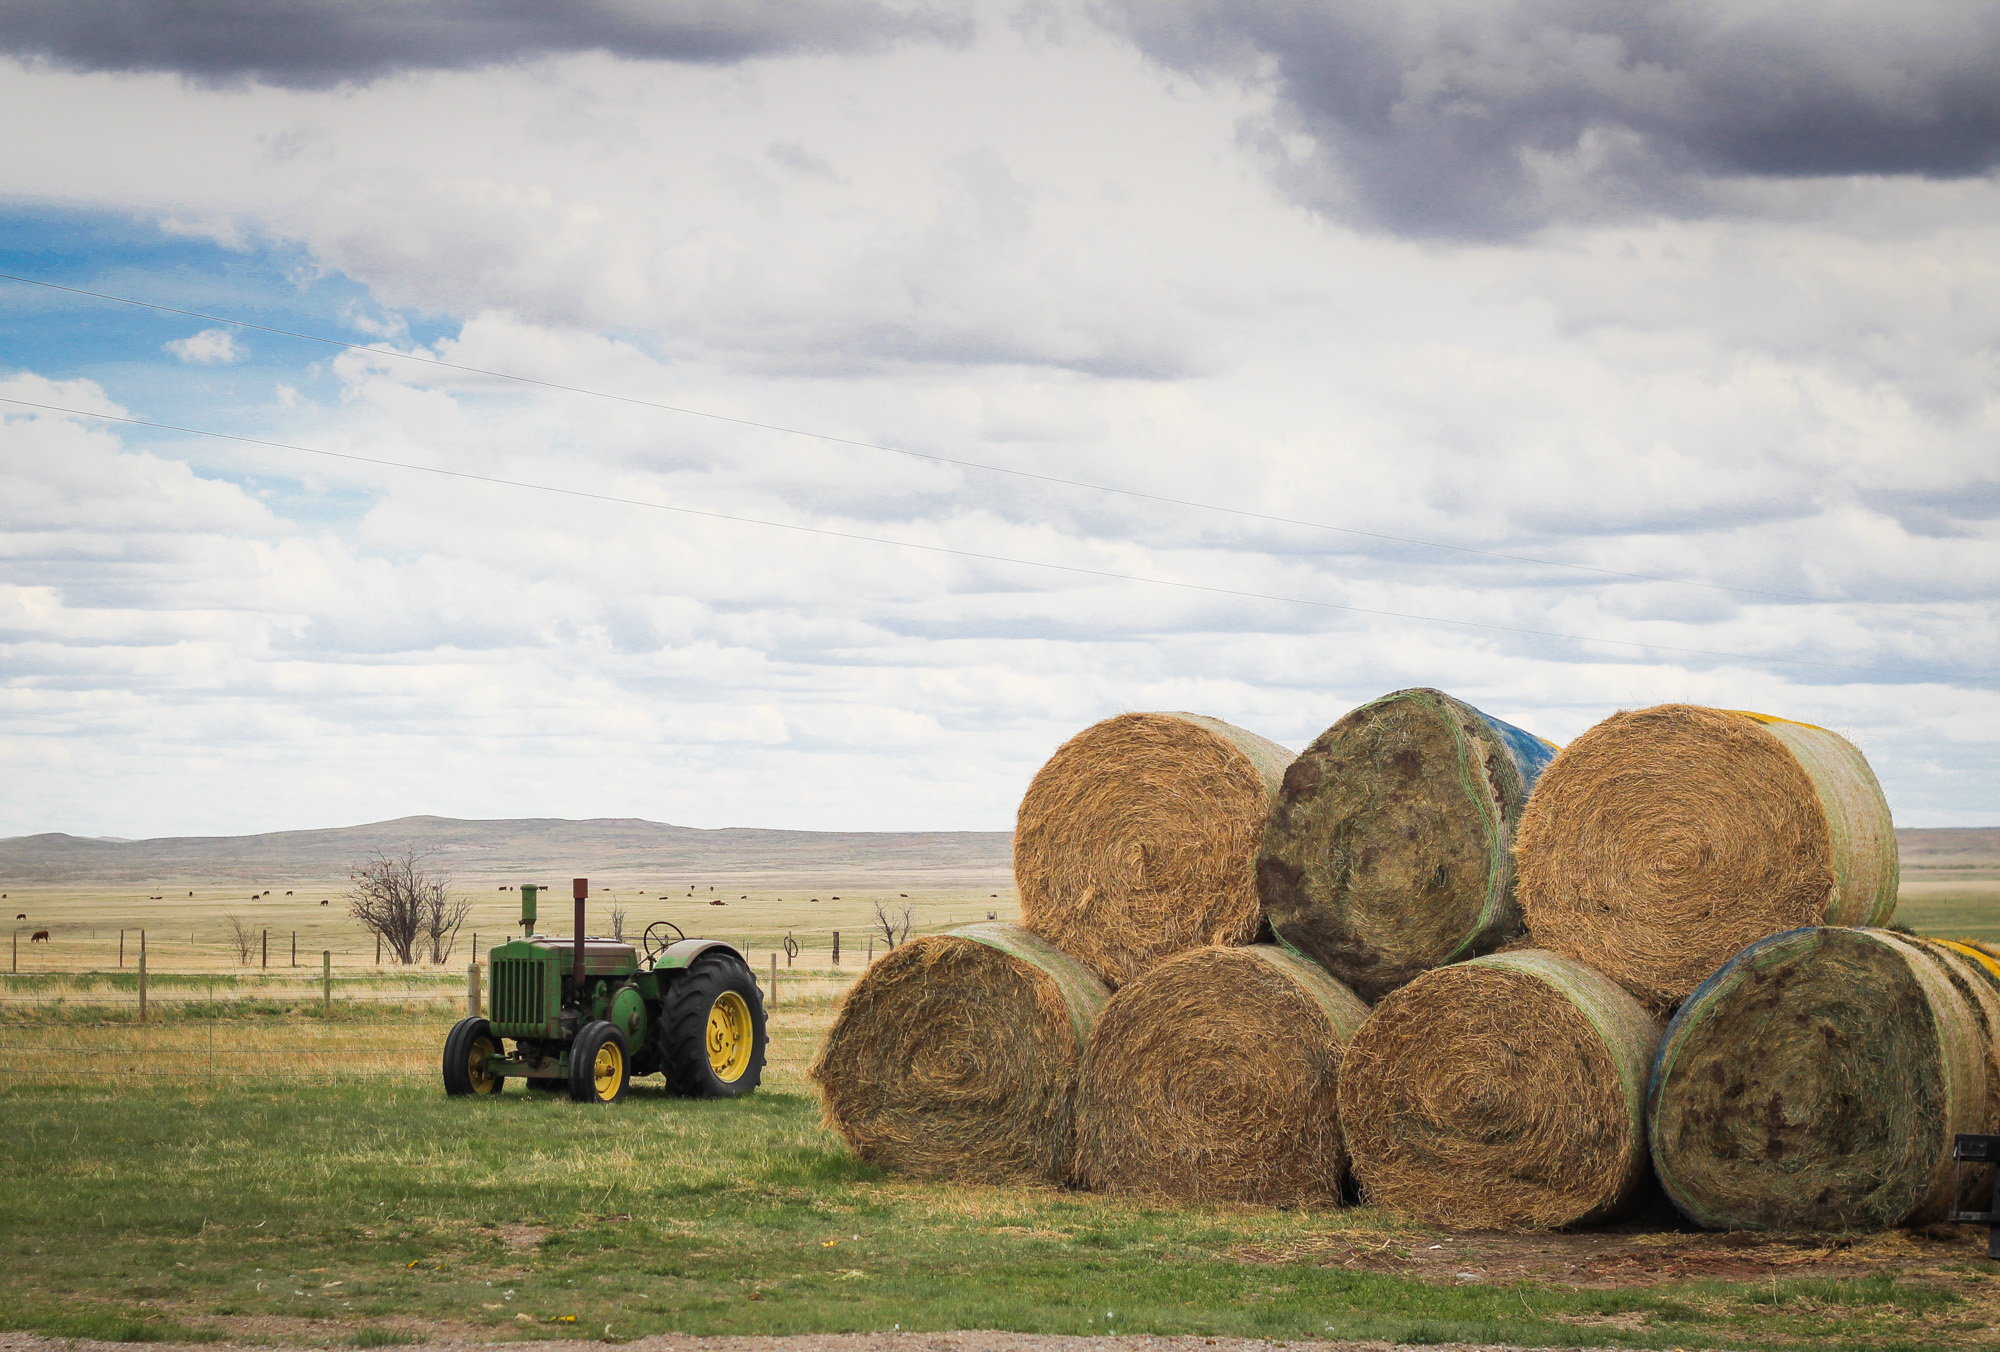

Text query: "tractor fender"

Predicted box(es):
[656, 937, 747, 971]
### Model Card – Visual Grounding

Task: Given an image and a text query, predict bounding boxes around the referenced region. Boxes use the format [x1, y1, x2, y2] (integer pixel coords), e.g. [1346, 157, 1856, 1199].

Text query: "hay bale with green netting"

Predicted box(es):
[1649, 927, 1987, 1231]
[809, 923, 1108, 1185]
[1337, 949, 1662, 1229]
[1015, 711, 1293, 988]
[1072, 943, 1368, 1205]
[1516, 704, 1898, 1007]
[1257, 688, 1556, 1003]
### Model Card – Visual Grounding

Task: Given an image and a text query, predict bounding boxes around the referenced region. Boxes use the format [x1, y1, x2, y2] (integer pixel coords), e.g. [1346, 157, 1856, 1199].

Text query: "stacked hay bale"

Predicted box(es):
[1649, 927, 1987, 1230]
[1073, 944, 1368, 1205]
[1517, 705, 1898, 1008]
[1015, 711, 1292, 988]
[1338, 950, 1662, 1229]
[1258, 688, 1556, 1002]
[809, 923, 1107, 1185]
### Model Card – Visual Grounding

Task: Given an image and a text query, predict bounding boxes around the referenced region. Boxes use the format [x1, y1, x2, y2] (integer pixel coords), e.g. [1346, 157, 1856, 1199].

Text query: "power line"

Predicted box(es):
[0, 393, 1951, 680]
[0, 269, 1880, 607]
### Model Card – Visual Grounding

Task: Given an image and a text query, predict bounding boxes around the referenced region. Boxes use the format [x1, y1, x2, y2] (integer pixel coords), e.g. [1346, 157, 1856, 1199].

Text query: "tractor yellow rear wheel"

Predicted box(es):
[661, 953, 767, 1098]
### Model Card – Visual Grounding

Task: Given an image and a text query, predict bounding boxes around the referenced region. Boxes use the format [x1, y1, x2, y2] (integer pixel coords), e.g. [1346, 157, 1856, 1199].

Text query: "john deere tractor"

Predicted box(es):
[442, 878, 766, 1103]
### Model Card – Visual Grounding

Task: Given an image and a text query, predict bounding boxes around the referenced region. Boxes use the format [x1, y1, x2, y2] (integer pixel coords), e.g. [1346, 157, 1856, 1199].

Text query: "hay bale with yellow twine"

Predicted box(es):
[1015, 711, 1293, 988]
[1258, 688, 1557, 1002]
[1337, 949, 1662, 1229]
[1649, 927, 1987, 1231]
[1072, 943, 1369, 1205]
[1516, 705, 1897, 1007]
[808, 923, 1107, 1185]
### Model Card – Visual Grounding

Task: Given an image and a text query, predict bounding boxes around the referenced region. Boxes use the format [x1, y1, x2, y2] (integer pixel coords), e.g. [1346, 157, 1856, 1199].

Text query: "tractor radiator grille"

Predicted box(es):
[491, 956, 551, 1034]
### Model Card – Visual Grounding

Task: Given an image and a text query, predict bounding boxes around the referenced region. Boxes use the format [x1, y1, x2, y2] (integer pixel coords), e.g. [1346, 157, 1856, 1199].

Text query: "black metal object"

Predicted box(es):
[1950, 1134, 2000, 1259]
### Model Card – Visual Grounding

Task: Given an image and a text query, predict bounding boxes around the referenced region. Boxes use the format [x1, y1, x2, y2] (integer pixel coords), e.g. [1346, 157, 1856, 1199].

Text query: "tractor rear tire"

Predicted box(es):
[568, 1021, 631, 1103]
[662, 952, 767, 1098]
[443, 1017, 504, 1097]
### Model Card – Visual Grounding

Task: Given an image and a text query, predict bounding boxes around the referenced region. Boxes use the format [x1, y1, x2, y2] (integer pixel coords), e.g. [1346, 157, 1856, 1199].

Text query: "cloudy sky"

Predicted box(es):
[1, 0, 1996, 839]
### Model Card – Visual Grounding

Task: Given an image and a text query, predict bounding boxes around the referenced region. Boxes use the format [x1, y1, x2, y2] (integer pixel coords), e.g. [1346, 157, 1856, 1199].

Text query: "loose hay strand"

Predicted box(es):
[1259, 688, 1556, 1002]
[1649, 927, 1986, 1231]
[1014, 711, 1291, 988]
[1337, 949, 1663, 1230]
[808, 923, 1109, 1185]
[1072, 943, 1369, 1205]
[1515, 704, 1898, 1007]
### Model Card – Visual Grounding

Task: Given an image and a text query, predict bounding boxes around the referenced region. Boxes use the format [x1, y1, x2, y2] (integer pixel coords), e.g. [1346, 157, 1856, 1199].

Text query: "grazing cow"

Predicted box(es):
[30, 930, 50, 943]
[13, 913, 22, 920]
[320, 899, 329, 905]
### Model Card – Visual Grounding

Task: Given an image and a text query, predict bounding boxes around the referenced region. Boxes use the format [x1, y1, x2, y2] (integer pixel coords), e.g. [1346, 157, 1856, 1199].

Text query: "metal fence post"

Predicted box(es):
[322, 950, 332, 1019]
[119, 929, 125, 968]
[10, 929, 14, 974]
[466, 959, 481, 1017]
[262, 929, 268, 968]
[769, 952, 778, 1009]
[137, 946, 148, 1023]
[291, 931, 296, 967]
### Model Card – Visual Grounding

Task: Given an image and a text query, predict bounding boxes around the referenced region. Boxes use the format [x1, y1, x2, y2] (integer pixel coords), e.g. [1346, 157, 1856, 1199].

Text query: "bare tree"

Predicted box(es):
[349, 847, 469, 965]
[873, 901, 912, 950]
[225, 914, 255, 965]
[608, 900, 628, 943]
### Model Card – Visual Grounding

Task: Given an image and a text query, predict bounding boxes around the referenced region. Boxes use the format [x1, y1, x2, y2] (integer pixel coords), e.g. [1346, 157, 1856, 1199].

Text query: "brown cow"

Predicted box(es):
[29, 930, 50, 943]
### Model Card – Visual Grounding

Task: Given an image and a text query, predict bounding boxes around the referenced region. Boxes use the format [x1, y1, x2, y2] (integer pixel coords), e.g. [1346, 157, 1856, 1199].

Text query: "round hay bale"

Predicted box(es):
[1072, 943, 1368, 1205]
[1258, 688, 1557, 1002]
[1015, 711, 1293, 988]
[1338, 949, 1662, 1229]
[808, 922, 1108, 1184]
[1515, 705, 1897, 1007]
[1649, 927, 1986, 1231]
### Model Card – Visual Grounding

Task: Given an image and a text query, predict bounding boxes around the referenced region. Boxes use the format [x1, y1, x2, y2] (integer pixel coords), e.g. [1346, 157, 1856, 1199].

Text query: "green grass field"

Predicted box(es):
[2, 874, 1998, 1349]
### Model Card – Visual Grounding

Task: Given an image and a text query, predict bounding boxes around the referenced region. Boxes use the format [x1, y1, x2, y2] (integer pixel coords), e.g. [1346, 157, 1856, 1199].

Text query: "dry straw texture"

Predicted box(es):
[1015, 711, 1293, 988]
[1649, 927, 1985, 1231]
[808, 923, 1108, 1185]
[1338, 949, 1662, 1229]
[1072, 944, 1369, 1205]
[1515, 704, 1898, 1007]
[1259, 688, 1556, 1002]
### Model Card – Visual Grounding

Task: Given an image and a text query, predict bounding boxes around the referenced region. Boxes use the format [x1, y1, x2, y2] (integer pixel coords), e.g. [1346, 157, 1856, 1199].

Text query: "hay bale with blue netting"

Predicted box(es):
[1257, 688, 1557, 1003]
[809, 923, 1107, 1186]
[1649, 927, 1986, 1231]
[1072, 943, 1369, 1205]
[1517, 704, 1899, 1007]
[1337, 949, 1662, 1229]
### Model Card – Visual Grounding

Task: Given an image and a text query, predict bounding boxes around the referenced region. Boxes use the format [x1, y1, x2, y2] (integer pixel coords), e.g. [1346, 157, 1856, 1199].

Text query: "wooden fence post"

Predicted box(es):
[375, 934, 381, 965]
[291, 931, 297, 967]
[119, 929, 125, 968]
[466, 959, 481, 1017]
[322, 950, 332, 1019]
[867, 936, 874, 965]
[831, 930, 840, 966]
[12, 929, 16, 973]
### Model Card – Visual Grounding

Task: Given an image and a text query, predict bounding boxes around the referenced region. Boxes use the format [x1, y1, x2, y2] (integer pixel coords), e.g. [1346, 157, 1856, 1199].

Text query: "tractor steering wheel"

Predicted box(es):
[642, 920, 686, 964]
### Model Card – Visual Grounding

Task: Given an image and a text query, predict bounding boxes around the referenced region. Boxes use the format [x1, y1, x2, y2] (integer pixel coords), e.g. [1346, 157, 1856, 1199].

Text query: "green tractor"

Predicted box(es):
[443, 878, 766, 1103]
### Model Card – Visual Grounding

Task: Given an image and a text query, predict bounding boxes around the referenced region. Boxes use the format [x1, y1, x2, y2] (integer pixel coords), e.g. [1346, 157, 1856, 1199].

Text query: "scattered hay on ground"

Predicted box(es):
[1649, 926, 1985, 1231]
[1338, 949, 1662, 1230]
[808, 923, 1107, 1184]
[1516, 704, 1898, 1007]
[1258, 688, 1556, 1002]
[1014, 711, 1292, 988]
[1072, 944, 1368, 1205]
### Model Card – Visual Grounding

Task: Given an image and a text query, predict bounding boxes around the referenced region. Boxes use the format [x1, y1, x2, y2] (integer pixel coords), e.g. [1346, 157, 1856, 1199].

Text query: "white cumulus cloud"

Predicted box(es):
[163, 328, 246, 364]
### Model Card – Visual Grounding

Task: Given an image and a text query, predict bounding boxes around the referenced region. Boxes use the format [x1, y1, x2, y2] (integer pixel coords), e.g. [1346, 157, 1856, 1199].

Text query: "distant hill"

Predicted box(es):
[0, 815, 1015, 886]
[1898, 827, 2000, 868]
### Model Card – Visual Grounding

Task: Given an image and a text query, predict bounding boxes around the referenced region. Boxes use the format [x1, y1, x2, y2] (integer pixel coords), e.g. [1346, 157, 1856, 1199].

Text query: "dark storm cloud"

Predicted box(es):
[1101, 0, 2000, 237]
[0, 0, 971, 88]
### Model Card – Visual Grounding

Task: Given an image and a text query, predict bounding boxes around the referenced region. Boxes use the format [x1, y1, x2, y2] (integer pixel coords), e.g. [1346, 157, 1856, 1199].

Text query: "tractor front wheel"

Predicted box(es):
[662, 953, 767, 1098]
[442, 1017, 504, 1097]
[568, 1021, 630, 1103]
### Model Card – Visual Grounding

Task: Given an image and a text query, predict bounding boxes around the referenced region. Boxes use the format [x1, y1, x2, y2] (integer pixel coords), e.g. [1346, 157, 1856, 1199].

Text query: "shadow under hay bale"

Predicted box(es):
[1072, 943, 1368, 1205]
[1015, 711, 1292, 989]
[1258, 688, 1556, 1003]
[1337, 949, 1661, 1230]
[1516, 704, 1898, 1008]
[808, 923, 1107, 1185]
[1650, 927, 1986, 1232]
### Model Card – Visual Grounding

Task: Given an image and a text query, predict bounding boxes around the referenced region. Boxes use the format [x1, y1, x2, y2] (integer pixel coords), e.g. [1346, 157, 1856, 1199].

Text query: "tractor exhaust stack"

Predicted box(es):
[573, 877, 589, 987]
